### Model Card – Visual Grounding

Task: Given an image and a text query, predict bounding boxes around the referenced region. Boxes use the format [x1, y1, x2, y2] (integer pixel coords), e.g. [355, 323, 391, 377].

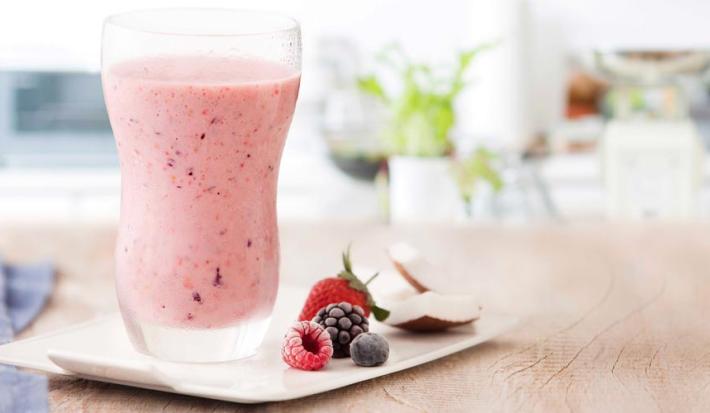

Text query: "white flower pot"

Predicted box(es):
[388, 156, 465, 224]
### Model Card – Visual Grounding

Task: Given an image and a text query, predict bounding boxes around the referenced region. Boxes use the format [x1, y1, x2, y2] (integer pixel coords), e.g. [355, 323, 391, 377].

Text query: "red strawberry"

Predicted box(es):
[298, 247, 389, 322]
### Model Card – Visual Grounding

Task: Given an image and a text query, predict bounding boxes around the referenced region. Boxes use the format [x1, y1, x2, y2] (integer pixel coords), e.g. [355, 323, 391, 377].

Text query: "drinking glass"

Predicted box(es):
[102, 9, 301, 362]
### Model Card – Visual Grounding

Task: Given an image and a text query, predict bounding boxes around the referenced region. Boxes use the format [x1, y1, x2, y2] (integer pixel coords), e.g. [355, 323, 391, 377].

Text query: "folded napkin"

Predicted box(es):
[0, 259, 54, 413]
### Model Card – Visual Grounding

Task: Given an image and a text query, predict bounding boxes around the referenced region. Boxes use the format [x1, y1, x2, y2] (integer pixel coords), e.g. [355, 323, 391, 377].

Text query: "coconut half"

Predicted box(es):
[387, 242, 436, 293]
[381, 289, 481, 332]
[388, 242, 481, 295]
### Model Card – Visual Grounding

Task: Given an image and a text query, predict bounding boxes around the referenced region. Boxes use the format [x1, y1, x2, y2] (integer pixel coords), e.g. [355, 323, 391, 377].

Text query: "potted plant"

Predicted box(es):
[358, 45, 502, 223]
[452, 147, 504, 218]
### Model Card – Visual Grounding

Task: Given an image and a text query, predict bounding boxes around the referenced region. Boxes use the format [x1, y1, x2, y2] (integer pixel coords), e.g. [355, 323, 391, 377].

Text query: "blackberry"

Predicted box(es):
[313, 302, 369, 358]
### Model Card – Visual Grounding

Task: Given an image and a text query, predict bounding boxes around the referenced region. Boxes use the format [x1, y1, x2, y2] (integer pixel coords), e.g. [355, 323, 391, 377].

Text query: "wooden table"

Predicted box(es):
[2, 221, 710, 412]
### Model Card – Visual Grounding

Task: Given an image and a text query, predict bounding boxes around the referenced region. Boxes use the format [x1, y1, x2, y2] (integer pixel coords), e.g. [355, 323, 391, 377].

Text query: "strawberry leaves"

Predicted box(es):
[337, 247, 390, 321]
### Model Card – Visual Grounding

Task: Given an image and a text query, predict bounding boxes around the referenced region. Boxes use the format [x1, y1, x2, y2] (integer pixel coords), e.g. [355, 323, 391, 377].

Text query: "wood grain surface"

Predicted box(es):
[1, 220, 709, 412]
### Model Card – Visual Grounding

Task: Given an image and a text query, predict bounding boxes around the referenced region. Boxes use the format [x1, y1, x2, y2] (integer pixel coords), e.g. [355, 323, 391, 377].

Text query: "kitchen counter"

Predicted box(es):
[2, 221, 709, 411]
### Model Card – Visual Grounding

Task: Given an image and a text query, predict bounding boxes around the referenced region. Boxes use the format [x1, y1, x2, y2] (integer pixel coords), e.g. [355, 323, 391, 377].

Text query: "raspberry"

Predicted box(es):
[313, 302, 369, 358]
[350, 332, 389, 367]
[281, 321, 333, 371]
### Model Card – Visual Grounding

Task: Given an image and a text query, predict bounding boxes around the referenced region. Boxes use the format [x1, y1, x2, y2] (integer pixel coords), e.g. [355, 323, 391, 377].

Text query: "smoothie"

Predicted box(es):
[103, 56, 300, 334]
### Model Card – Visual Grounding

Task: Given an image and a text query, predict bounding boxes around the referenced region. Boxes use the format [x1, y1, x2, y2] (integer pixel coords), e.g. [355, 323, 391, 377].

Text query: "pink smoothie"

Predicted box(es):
[103, 56, 300, 330]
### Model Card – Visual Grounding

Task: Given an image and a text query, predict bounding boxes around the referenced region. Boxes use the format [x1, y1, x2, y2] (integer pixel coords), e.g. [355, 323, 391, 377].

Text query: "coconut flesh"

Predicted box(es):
[380, 289, 481, 331]
[381, 243, 482, 332]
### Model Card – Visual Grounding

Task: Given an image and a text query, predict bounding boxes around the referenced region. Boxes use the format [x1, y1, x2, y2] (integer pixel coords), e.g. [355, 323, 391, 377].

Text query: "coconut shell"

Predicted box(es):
[392, 315, 479, 332]
[390, 258, 430, 293]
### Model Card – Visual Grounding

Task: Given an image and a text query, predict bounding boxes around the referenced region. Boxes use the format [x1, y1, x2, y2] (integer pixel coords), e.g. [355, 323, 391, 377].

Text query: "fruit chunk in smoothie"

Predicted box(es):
[103, 55, 300, 329]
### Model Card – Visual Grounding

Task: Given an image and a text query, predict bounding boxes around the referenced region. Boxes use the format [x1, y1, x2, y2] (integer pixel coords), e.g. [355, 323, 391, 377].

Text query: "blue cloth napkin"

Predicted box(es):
[0, 259, 54, 413]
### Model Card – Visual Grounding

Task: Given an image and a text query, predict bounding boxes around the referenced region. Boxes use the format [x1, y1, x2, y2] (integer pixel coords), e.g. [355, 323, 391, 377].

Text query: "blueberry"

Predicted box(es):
[213, 268, 222, 287]
[350, 333, 389, 367]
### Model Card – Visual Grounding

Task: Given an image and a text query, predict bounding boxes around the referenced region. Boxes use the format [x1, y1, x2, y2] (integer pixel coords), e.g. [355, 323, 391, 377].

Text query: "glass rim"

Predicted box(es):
[104, 8, 300, 38]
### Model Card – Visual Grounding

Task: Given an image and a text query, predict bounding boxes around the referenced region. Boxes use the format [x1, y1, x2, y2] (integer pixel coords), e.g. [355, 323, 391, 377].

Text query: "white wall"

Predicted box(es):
[1, 0, 709, 144]
[530, 0, 710, 50]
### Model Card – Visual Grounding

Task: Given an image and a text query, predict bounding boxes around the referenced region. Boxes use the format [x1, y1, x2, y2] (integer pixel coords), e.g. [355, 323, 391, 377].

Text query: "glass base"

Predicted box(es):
[122, 315, 272, 363]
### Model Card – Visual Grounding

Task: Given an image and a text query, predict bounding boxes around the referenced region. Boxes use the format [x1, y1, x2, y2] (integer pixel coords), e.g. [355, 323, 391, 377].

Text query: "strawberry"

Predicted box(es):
[298, 247, 389, 322]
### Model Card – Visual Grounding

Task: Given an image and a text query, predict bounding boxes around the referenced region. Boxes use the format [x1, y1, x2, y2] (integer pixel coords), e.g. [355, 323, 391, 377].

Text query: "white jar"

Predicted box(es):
[388, 156, 465, 224]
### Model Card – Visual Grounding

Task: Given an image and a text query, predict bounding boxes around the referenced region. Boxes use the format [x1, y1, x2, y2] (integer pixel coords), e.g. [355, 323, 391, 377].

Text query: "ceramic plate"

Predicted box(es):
[0, 286, 517, 403]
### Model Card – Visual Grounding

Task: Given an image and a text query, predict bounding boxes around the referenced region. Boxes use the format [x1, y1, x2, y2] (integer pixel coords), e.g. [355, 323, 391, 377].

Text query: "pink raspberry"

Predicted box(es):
[281, 321, 333, 371]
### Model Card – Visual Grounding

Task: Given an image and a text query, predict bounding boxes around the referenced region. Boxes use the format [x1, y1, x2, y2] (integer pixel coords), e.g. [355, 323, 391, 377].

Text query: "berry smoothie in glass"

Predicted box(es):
[102, 9, 301, 362]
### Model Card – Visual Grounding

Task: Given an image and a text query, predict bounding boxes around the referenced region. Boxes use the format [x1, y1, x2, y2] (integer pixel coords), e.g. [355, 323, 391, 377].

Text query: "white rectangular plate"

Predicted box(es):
[0, 286, 517, 404]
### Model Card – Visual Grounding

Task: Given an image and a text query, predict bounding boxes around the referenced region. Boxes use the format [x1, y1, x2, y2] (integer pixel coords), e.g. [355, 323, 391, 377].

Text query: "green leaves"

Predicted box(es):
[341, 245, 354, 274]
[370, 305, 391, 322]
[452, 148, 504, 203]
[449, 43, 495, 98]
[357, 44, 493, 157]
[337, 247, 390, 322]
[356, 75, 388, 102]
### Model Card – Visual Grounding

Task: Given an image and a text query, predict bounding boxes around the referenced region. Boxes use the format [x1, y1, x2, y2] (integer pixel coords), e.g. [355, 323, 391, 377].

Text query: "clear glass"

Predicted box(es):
[101, 9, 301, 362]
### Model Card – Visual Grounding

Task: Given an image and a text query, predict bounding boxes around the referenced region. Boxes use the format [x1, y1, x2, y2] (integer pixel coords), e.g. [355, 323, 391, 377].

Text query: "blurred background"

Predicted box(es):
[2, 0, 710, 224]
